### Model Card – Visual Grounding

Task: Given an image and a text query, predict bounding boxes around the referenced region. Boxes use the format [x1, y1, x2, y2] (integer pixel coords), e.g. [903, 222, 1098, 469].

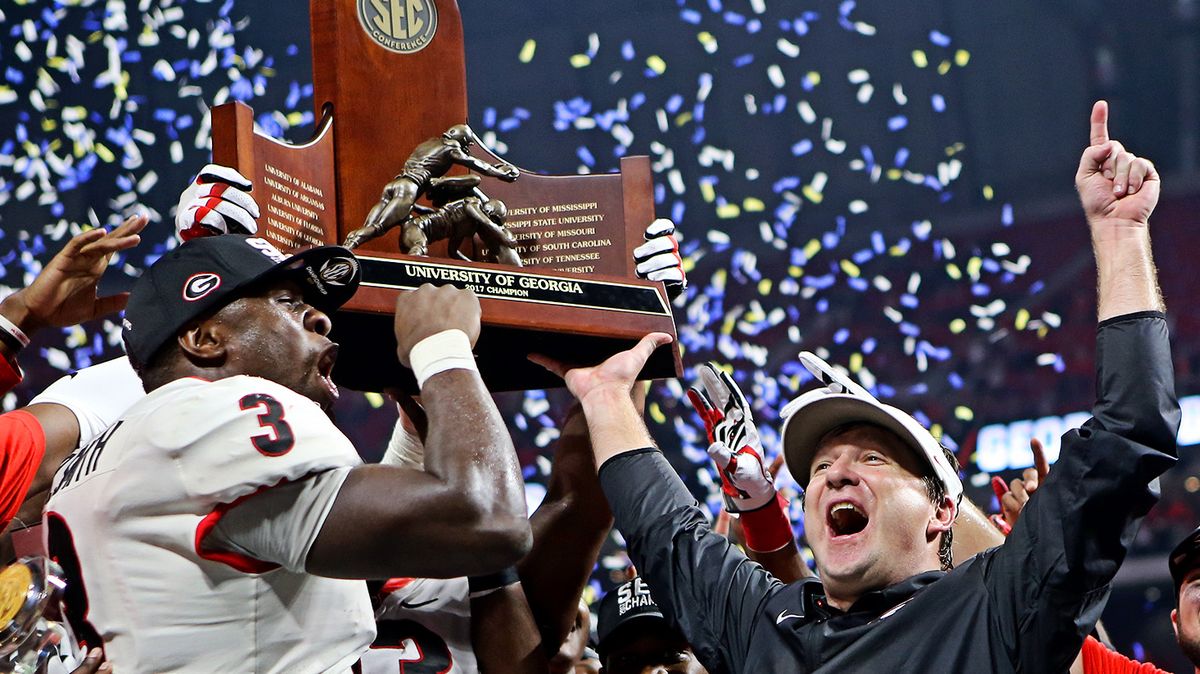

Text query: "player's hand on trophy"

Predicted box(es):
[1075, 101, 1160, 235]
[633, 218, 686, 299]
[175, 163, 259, 241]
[687, 362, 778, 512]
[393, 284, 482, 367]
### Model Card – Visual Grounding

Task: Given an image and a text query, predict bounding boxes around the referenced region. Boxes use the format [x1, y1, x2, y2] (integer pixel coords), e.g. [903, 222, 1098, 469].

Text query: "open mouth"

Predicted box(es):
[827, 501, 869, 537]
[317, 344, 340, 401]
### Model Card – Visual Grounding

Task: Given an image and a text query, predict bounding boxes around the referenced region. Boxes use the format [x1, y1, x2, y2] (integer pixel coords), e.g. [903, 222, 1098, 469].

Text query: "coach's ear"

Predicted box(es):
[177, 315, 228, 363]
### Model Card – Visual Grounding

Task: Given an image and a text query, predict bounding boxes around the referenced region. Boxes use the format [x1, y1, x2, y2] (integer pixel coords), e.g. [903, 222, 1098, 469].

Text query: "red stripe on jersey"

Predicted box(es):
[0, 356, 21, 395]
[0, 410, 47, 530]
[381, 577, 417, 596]
[194, 486, 281, 574]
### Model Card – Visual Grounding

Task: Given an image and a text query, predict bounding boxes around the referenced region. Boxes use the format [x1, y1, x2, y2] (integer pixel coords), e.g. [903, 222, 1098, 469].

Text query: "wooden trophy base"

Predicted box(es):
[332, 254, 679, 393]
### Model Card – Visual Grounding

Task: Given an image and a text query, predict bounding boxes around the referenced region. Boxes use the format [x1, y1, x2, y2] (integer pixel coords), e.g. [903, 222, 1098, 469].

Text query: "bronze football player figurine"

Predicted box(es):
[403, 197, 522, 267]
[343, 124, 520, 250]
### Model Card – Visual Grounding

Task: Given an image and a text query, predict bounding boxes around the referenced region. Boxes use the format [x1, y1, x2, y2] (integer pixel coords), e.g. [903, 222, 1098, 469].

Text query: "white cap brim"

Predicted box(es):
[781, 392, 963, 503]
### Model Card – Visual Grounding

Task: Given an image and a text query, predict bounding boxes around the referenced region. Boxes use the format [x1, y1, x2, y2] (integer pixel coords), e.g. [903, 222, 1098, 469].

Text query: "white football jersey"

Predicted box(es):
[361, 576, 477, 674]
[44, 376, 375, 674]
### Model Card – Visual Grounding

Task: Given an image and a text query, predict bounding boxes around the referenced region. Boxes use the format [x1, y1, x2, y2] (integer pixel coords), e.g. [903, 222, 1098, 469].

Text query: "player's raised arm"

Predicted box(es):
[307, 284, 532, 579]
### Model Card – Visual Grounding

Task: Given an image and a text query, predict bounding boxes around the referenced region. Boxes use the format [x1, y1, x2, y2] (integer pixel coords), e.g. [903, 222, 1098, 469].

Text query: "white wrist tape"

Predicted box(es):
[0, 312, 31, 350]
[408, 329, 477, 390]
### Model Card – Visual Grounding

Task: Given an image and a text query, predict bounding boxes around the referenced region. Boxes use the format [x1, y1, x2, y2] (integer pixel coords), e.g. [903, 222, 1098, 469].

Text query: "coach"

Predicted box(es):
[536, 100, 1180, 672]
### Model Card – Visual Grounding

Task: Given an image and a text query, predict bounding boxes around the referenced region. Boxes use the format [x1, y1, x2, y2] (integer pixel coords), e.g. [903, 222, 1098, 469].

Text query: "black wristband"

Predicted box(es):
[467, 566, 520, 599]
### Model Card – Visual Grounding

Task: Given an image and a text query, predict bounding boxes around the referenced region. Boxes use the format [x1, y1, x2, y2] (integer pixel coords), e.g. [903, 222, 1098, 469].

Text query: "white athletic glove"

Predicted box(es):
[633, 218, 686, 299]
[687, 363, 776, 512]
[174, 164, 259, 241]
[29, 356, 144, 448]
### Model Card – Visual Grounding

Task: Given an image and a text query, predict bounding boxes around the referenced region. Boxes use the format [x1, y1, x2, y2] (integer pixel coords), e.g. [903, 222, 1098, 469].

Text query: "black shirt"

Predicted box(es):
[600, 313, 1180, 673]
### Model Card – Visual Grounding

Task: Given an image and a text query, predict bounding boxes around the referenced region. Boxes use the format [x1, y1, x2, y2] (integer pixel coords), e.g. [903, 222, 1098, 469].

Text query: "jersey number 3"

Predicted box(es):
[239, 394, 295, 456]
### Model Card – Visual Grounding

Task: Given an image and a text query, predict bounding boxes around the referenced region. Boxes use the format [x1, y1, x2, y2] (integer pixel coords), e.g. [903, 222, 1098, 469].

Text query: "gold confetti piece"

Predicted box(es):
[646, 55, 666, 74]
[950, 318, 966, 334]
[700, 181, 716, 203]
[840, 259, 861, 277]
[788, 265, 803, 278]
[716, 203, 740, 219]
[649, 402, 666, 424]
[743, 197, 765, 212]
[570, 54, 591, 68]
[365, 392, 385, 408]
[803, 239, 821, 259]
[519, 39, 537, 63]
[911, 50, 928, 68]
[758, 279, 772, 295]
[675, 111, 693, 126]
[945, 263, 961, 280]
[1015, 308, 1030, 330]
[937, 60, 951, 75]
[801, 184, 824, 204]
[849, 353, 863, 372]
[982, 185, 994, 200]
[954, 406, 974, 421]
[955, 49, 971, 67]
[805, 71, 821, 87]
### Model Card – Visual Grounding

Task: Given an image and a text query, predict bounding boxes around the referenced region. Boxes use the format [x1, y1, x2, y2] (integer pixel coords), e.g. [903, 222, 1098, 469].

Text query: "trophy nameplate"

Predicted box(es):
[211, 0, 680, 392]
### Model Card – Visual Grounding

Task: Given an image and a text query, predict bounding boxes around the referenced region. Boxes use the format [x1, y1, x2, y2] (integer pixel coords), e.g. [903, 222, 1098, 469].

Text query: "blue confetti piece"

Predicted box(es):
[900, 322, 920, 337]
[821, 231, 839, 248]
[900, 294, 918, 308]
[971, 283, 990, 297]
[894, 147, 910, 167]
[733, 53, 755, 67]
[929, 30, 952, 47]
[724, 11, 746, 26]
[948, 372, 963, 389]
[791, 139, 813, 156]
[887, 115, 908, 131]
[932, 94, 946, 112]
[666, 94, 684, 114]
[1001, 203, 1014, 226]
[833, 328, 850, 344]
[1029, 281, 1045, 295]
[848, 277, 868, 291]
[708, 0, 723, 11]
[680, 9, 702, 25]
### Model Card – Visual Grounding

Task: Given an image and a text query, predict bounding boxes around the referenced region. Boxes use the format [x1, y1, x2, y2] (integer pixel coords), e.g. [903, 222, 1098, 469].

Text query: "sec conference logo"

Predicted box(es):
[357, 0, 438, 54]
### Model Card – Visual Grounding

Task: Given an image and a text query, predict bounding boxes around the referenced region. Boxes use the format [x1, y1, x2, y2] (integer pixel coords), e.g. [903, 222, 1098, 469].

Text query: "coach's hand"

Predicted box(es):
[531, 332, 671, 405]
[393, 284, 481, 367]
[1076, 101, 1159, 236]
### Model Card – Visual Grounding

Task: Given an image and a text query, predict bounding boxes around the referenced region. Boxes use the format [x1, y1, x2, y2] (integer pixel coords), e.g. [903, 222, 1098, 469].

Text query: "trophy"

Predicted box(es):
[0, 557, 78, 673]
[210, 0, 680, 392]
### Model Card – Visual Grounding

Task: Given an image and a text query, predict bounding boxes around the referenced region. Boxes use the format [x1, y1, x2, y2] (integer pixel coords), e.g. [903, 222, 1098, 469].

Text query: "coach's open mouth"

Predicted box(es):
[827, 500, 869, 537]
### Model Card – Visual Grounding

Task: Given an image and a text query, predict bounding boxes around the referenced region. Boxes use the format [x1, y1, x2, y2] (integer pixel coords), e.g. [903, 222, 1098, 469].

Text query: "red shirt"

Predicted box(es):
[0, 410, 45, 529]
[1082, 636, 1171, 674]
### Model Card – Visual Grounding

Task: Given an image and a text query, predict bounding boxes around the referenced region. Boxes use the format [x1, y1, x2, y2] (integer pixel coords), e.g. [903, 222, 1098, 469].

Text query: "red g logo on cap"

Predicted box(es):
[183, 273, 222, 302]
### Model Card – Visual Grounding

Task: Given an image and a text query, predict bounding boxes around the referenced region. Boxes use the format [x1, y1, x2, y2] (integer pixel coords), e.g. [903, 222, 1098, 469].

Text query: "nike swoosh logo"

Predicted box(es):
[776, 609, 802, 624]
[398, 597, 439, 610]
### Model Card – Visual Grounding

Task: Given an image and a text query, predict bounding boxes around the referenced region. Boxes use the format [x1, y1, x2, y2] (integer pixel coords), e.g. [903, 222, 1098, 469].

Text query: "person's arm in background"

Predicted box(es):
[517, 397, 620, 653]
[469, 578, 548, 673]
[0, 218, 146, 539]
[0, 215, 145, 395]
[687, 362, 809, 582]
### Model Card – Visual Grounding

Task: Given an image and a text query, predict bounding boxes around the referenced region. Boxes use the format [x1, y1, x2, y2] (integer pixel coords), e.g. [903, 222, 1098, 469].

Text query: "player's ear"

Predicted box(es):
[177, 315, 227, 362]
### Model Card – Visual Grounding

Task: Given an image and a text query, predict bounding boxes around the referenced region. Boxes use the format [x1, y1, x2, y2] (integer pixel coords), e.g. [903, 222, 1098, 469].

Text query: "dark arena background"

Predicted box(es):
[1, 0, 1198, 669]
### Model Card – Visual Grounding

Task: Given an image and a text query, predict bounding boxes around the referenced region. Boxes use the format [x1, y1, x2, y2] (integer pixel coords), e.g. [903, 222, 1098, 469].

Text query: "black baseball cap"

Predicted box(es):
[1171, 526, 1200, 595]
[597, 577, 668, 658]
[122, 235, 360, 366]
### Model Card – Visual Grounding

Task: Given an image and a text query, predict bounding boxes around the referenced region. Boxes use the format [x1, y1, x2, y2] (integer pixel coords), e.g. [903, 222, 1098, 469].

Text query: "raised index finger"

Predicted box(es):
[1030, 437, 1050, 482]
[1090, 100, 1109, 146]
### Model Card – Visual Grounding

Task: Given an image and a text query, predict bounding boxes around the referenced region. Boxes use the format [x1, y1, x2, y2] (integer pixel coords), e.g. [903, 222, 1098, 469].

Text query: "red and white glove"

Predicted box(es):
[688, 362, 792, 552]
[633, 218, 686, 299]
[174, 164, 259, 241]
